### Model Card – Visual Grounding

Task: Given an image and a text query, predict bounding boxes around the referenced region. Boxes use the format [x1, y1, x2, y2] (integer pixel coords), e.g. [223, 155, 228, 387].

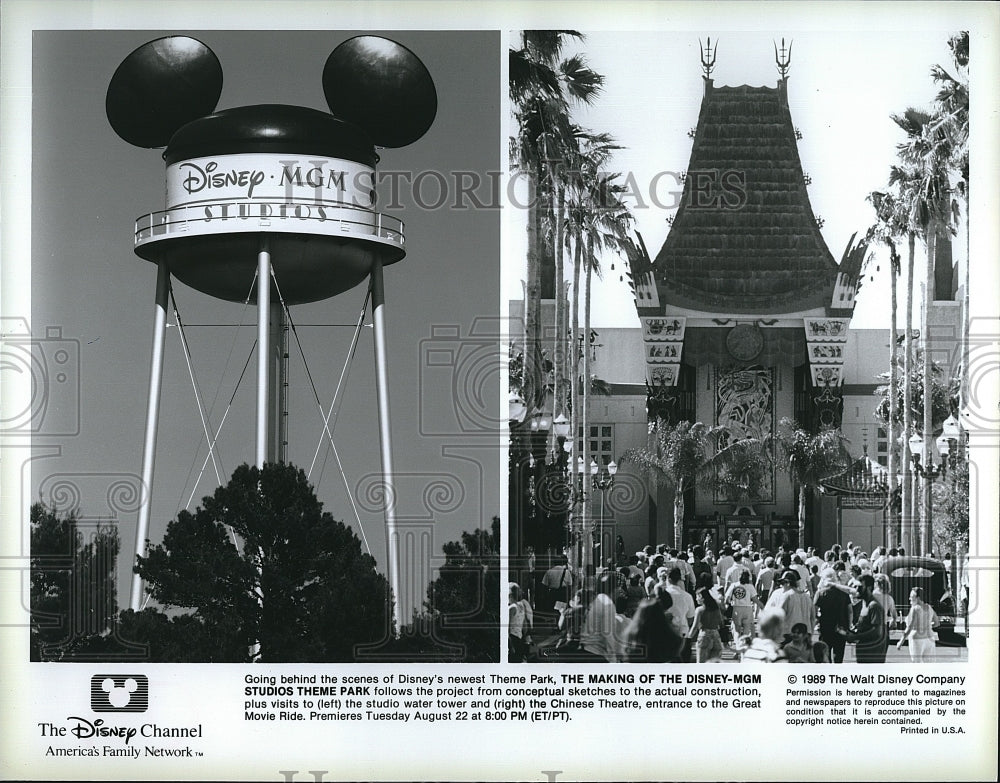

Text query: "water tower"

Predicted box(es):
[106, 35, 437, 624]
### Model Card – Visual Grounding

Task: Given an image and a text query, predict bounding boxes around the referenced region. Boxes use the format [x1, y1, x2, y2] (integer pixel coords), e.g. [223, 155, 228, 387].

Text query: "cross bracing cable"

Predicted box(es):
[307, 290, 371, 478]
[182, 340, 256, 521]
[269, 269, 372, 556]
[175, 272, 259, 553]
[170, 288, 224, 488]
[175, 269, 258, 515]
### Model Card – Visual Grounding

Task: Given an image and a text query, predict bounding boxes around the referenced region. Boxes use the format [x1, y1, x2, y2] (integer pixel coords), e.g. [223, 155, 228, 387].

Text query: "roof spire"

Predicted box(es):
[700, 37, 717, 79]
[774, 37, 792, 78]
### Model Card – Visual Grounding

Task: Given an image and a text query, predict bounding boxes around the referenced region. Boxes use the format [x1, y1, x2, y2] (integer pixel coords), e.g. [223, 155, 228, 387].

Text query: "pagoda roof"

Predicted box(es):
[648, 79, 840, 314]
[818, 453, 892, 504]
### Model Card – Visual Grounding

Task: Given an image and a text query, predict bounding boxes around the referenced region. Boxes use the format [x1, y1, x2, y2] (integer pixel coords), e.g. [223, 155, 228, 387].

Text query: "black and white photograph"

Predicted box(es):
[506, 26, 986, 668]
[1, 2, 997, 782]
[11, 23, 501, 666]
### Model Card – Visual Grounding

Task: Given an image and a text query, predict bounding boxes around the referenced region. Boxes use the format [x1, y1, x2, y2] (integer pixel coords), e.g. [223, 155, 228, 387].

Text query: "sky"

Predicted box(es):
[504, 27, 970, 330]
[21, 27, 501, 622]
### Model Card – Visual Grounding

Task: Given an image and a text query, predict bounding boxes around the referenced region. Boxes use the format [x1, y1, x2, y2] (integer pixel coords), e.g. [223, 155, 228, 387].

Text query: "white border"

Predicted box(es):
[2, 2, 997, 781]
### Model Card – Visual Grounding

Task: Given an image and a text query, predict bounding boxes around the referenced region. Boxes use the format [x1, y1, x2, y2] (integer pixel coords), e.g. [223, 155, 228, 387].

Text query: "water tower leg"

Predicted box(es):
[267, 302, 288, 464]
[256, 237, 271, 469]
[130, 261, 169, 612]
[371, 258, 401, 635]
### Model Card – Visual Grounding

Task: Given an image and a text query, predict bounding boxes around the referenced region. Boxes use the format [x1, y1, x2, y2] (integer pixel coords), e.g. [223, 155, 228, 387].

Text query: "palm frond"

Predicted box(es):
[558, 54, 605, 104]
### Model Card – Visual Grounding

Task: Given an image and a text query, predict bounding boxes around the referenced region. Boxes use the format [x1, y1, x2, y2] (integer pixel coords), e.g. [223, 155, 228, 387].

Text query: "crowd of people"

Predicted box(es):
[511, 540, 941, 664]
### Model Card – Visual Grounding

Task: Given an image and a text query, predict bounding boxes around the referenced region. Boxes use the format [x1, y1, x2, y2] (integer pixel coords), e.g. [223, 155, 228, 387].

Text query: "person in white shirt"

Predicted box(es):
[766, 570, 816, 639]
[725, 569, 762, 643]
[715, 546, 735, 585]
[755, 556, 777, 604]
[724, 551, 751, 591]
[740, 608, 787, 663]
[668, 548, 696, 593]
[508, 583, 533, 662]
[540, 555, 571, 612]
[791, 553, 810, 586]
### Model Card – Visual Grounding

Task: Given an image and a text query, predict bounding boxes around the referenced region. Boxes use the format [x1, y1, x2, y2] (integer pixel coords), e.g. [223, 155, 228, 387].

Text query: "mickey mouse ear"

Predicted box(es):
[106, 36, 223, 148]
[323, 36, 437, 148]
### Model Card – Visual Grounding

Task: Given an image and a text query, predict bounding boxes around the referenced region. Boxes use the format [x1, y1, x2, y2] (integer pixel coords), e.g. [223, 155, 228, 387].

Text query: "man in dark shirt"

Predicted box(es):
[849, 573, 886, 663]
[813, 571, 852, 663]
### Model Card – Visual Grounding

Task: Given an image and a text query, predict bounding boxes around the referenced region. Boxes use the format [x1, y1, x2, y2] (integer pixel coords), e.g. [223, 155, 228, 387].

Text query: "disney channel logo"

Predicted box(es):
[90, 674, 148, 712]
[66, 715, 139, 744]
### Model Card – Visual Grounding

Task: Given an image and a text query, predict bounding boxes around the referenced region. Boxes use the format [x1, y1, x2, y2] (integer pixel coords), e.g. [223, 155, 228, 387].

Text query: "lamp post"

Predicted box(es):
[907, 415, 961, 555]
[592, 459, 617, 568]
[508, 392, 528, 570]
[574, 455, 586, 579]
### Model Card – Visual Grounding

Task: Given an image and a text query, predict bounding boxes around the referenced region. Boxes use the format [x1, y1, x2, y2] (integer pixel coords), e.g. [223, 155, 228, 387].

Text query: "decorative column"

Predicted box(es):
[803, 317, 850, 429]
[642, 316, 686, 422]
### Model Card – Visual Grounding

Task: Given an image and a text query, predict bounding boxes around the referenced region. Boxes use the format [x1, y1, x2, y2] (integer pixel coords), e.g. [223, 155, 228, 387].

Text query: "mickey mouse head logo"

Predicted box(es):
[102, 677, 138, 709]
[105, 34, 437, 151]
[104, 35, 437, 305]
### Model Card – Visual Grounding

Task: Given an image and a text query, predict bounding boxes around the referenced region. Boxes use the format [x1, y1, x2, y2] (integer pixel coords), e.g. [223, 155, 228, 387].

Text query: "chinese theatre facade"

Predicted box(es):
[620, 48, 871, 553]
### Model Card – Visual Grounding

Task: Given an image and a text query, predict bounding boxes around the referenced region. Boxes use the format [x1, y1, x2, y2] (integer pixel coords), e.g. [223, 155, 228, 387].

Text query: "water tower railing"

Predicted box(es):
[134, 202, 405, 247]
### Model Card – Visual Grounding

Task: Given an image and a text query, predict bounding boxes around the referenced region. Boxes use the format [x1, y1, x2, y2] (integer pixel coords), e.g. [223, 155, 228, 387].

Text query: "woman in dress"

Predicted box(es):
[896, 587, 939, 662]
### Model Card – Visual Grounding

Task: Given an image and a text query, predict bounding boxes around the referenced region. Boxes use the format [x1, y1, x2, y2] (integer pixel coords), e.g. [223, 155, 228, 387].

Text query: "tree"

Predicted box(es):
[114, 608, 245, 662]
[874, 352, 954, 435]
[931, 454, 968, 559]
[774, 419, 852, 548]
[891, 98, 960, 556]
[619, 420, 770, 550]
[509, 31, 604, 420]
[396, 515, 501, 662]
[866, 191, 905, 546]
[932, 33, 970, 410]
[134, 463, 392, 662]
[562, 134, 631, 572]
[30, 503, 119, 661]
[874, 351, 955, 552]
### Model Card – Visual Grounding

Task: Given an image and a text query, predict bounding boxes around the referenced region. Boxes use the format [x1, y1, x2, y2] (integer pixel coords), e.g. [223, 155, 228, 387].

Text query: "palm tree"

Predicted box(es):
[891, 106, 959, 554]
[930, 30, 969, 570]
[931, 33, 969, 414]
[562, 136, 632, 572]
[775, 419, 852, 548]
[866, 190, 906, 546]
[619, 420, 771, 550]
[509, 32, 604, 422]
[874, 352, 953, 438]
[884, 158, 924, 552]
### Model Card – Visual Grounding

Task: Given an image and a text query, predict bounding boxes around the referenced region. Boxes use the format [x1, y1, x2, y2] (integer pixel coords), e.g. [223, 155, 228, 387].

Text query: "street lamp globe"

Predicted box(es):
[509, 393, 527, 424]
